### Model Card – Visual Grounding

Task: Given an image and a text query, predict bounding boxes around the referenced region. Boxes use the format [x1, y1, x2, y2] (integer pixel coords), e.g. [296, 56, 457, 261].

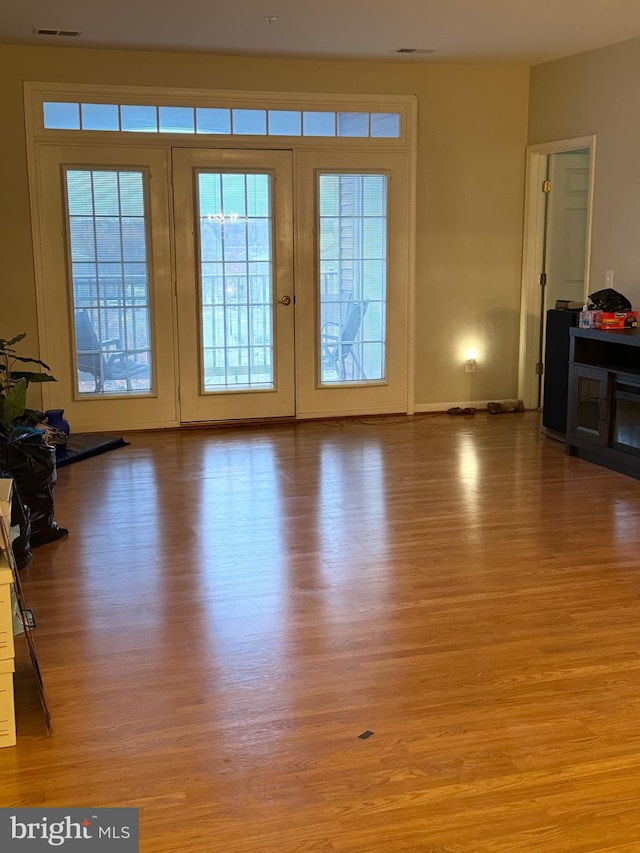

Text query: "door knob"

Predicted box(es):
[276, 295, 292, 306]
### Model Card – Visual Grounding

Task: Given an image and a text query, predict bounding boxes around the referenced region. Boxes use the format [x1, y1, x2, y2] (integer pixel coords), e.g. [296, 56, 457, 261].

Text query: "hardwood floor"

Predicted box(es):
[4, 411, 640, 851]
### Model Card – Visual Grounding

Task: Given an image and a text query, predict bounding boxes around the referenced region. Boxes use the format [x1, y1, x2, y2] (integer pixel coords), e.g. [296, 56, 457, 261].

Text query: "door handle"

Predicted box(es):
[276, 295, 292, 306]
[599, 396, 608, 421]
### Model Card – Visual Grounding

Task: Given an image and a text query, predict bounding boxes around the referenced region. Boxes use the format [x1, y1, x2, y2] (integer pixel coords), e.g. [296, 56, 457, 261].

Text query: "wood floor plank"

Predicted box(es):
[4, 412, 640, 851]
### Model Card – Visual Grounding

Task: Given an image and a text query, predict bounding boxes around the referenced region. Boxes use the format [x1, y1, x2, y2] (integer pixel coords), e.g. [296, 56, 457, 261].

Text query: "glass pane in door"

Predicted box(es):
[318, 173, 387, 384]
[197, 172, 274, 391]
[65, 168, 153, 395]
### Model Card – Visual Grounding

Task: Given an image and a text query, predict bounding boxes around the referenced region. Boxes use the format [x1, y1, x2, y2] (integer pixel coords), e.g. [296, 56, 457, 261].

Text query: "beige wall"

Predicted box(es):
[529, 36, 640, 307]
[0, 43, 529, 411]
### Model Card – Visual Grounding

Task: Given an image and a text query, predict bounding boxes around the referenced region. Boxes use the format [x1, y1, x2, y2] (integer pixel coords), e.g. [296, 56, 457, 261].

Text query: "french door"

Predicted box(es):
[34, 145, 409, 430]
[173, 147, 409, 422]
[173, 149, 296, 421]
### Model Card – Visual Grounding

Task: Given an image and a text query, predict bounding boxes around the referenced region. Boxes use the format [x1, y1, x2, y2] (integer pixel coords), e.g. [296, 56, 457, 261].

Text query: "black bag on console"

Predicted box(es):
[588, 288, 632, 312]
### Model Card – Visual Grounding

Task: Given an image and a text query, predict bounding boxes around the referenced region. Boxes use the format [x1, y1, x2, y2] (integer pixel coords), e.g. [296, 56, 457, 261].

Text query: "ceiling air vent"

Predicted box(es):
[34, 27, 81, 37]
[395, 48, 436, 55]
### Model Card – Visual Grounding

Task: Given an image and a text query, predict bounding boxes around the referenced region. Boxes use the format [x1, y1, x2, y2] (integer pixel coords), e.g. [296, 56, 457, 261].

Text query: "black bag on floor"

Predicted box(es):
[0, 428, 68, 547]
[0, 469, 33, 569]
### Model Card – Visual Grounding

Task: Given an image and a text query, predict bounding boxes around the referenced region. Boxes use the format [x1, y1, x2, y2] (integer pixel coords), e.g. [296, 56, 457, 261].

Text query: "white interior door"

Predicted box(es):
[173, 149, 295, 422]
[519, 136, 595, 409]
[544, 150, 590, 310]
[539, 149, 591, 406]
[295, 151, 410, 417]
[35, 145, 178, 431]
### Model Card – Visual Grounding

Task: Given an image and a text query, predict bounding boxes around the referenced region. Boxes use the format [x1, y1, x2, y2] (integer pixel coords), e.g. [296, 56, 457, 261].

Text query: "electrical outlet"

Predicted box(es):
[605, 269, 615, 288]
[464, 359, 476, 373]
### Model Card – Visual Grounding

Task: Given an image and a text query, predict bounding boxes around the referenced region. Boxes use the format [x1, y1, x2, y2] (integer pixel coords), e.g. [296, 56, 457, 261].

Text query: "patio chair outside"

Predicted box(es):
[75, 310, 150, 392]
[321, 299, 370, 381]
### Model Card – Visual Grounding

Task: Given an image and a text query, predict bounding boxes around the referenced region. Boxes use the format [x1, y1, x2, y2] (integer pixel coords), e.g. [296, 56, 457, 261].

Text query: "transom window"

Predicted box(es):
[42, 101, 401, 139]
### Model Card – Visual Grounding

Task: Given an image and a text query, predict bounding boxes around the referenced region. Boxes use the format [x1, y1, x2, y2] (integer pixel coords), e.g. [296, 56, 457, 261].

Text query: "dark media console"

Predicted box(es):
[566, 326, 640, 478]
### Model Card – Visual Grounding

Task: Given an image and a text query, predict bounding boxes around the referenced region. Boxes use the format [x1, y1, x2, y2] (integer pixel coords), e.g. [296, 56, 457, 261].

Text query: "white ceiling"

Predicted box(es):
[2, 0, 640, 66]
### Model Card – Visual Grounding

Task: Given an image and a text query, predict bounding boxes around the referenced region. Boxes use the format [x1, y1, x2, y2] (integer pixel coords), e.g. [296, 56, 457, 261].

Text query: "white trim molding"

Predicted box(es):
[518, 135, 596, 410]
[24, 81, 415, 149]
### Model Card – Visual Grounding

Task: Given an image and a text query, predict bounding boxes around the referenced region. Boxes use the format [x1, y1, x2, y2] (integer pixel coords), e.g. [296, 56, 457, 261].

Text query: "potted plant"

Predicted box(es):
[0, 333, 67, 551]
[0, 333, 56, 433]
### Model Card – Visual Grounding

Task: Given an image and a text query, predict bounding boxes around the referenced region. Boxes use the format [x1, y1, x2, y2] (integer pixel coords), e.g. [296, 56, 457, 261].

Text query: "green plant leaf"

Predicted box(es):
[10, 370, 56, 383]
[0, 333, 26, 349]
[0, 378, 27, 424]
[21, 408, 45, 426]
[9, 355, 53, 371]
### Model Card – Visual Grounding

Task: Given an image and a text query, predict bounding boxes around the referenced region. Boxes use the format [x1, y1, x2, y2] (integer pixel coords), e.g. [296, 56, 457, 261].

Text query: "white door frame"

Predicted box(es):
[518, 135, 596, 409]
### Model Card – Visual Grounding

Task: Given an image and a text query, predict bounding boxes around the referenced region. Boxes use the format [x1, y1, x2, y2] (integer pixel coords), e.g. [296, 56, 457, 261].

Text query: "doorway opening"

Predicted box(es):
[518, 136, 596, 410]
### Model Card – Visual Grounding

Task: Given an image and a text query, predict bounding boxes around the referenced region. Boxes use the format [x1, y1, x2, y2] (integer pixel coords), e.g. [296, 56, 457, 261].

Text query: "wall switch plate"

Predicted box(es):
[464, 359, 476, 373]
[605, 269, 615, 288]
